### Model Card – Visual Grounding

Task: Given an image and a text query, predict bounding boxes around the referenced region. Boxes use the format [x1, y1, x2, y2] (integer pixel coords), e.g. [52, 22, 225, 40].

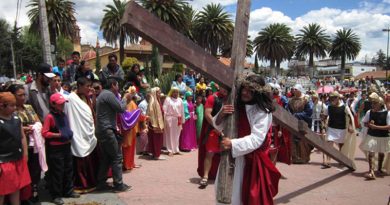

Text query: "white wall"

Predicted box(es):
[351, 65, 376, 77]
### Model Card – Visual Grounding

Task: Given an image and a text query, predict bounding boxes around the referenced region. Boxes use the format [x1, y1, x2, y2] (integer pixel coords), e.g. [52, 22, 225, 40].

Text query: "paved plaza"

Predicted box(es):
[40, 136, 389, 205]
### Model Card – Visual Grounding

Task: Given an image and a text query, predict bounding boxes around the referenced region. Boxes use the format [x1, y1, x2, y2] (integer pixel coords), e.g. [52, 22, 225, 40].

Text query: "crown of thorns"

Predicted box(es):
[237, 73, 272, 93]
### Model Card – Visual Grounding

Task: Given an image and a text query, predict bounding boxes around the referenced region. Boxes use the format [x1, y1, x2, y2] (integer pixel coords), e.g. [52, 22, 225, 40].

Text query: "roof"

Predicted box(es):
[83, 49, 96, 60]
[355, 70, 387, 80]
[218, 57, 254, 69]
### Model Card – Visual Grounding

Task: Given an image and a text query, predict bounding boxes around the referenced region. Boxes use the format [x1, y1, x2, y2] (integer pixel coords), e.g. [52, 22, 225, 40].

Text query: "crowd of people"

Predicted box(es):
[0, 50, 389, 205]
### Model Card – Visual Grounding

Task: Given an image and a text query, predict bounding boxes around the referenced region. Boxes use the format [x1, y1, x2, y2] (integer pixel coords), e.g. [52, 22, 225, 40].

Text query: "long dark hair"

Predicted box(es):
[237, 75, 274, 113]
[7, 84, 25, 94]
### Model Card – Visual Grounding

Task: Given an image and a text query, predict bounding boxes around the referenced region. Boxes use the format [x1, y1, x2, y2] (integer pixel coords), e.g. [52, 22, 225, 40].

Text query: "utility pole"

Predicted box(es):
[10, 39, 17, 79]
[216, 0, 251, 203]
[383, 27, 390, 86]
[38, 0, 52, 65]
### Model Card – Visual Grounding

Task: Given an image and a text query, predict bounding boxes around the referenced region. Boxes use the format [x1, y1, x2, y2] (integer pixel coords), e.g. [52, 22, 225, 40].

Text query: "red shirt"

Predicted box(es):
[42, 114, 70, 146]
[205, 94, 216, 109]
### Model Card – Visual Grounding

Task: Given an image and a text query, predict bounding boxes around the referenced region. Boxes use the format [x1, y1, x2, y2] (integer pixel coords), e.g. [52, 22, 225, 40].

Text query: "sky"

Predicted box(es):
[1, 0, 390, 65]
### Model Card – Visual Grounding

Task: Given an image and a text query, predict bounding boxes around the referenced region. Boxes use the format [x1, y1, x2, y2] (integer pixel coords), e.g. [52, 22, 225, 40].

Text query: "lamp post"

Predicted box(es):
[384, 27, 390, 87]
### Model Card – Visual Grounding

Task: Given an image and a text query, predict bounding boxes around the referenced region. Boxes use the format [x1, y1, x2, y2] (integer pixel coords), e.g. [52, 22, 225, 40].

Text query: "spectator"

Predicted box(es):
[95, 77, 131, 192]
[127, 64, 141, 91]
[50, 73, 69, 96]
[99, 54, 125, 84]
[196, 77, 207, 95]
[75, 60, 95, 82]
[195, 95, 204, 140]
[286, 84, 313, 164]
[26, 63, 56, 122]
[42, 93, 80, 205]
[183, 70, 196, 93]
[138, 67, 150, 99]
[163, 87, 184, 156]
[9, 84, 45, 203]
[147, 87, 165, 160]
[62, 82, 71, 94]
[53, 59, 66, 79]
[0, 92, 31, 205]
[63, 51, 81, 83]
[171, 74, 186, 96]
[64, 77, 98, 192]
[179, 91, 197, 152]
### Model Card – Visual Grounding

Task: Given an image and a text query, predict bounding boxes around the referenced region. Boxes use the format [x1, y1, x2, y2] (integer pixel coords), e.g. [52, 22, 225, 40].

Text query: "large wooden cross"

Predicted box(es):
[122, 1, 356, 203]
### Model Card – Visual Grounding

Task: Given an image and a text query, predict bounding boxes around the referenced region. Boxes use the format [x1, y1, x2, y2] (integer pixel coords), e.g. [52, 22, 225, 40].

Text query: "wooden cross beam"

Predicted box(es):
[120, 1, 233, 89]
[273, 104, 356, 170]
[216, 0, 252, 203]
[121, 0, 355, 175]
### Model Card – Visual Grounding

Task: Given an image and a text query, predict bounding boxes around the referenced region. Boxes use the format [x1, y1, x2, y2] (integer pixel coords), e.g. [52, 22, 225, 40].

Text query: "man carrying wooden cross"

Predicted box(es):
[212, 73, 281, 205]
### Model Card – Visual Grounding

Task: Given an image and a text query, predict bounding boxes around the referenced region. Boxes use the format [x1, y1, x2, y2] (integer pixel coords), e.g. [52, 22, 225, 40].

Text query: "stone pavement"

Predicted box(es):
[43, 136, 388, 205]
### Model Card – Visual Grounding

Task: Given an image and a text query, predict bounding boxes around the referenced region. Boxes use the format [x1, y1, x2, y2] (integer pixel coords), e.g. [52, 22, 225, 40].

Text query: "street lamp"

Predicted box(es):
[383, 27, 390, 87]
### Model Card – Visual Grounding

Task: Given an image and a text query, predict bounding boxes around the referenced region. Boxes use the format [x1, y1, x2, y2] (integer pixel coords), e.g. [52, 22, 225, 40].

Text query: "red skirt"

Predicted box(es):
[205, 129, 221, 153]
[0, 158, 31, 195]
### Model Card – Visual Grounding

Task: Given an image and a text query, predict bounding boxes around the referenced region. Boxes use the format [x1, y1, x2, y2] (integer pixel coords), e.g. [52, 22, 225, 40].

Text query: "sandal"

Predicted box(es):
[199, 177, 208, 186]
[364, 170, 376, 180]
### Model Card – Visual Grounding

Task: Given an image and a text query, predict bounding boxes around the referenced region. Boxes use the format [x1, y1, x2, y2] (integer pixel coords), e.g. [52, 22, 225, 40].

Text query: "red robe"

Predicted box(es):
[239, 108, 281, 205]
[272, 95, 292, 165]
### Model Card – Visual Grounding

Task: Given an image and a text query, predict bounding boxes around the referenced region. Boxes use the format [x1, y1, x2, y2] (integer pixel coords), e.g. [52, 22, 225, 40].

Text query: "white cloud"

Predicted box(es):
[249, 6, 390, 65]
[0, 0, 30, 28]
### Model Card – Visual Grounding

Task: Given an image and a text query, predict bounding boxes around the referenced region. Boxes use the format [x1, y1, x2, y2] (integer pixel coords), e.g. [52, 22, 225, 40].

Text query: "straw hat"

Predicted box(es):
[369, 92, 384, 104]
[329, 91, 340, 98]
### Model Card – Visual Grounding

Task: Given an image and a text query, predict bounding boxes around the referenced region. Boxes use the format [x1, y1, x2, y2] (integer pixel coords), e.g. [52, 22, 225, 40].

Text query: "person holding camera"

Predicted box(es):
[95, 77, 132, 192]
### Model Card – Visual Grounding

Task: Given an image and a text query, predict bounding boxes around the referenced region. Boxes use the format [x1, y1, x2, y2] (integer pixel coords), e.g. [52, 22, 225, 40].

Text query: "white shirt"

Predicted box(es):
[138, 100, 148, 115]
[362, 109, 390, 125]
[213, 104, 272, 205]
[312, 101, 327, 120]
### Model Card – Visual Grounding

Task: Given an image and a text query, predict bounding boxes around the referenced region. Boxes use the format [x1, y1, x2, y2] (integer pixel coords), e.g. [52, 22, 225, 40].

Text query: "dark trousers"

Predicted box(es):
[97, 129, 123, 187]
[47, 143, 74, 198]
[28, 147, 41, 191]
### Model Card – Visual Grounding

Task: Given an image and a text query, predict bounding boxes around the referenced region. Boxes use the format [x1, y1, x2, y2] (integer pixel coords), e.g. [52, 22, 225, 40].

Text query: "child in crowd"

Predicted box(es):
[0, 92, 31, 205]
[195, 95, 204, 140]
[42, 93, 79, 205]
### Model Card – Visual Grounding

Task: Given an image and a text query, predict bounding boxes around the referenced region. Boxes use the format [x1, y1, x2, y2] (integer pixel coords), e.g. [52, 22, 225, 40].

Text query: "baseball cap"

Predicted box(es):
[50, 93, 68, 105]
[37, 63, 55, 78]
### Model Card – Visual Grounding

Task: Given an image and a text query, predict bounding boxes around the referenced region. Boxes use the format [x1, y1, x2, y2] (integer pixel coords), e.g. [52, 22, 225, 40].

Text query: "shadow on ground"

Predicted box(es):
[275, 170, 351, 204]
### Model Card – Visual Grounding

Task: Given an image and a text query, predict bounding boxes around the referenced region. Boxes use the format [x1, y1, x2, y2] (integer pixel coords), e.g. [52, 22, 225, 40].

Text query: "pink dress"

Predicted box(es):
[179, 100, 197, 151]
[163, 97, 184, 153]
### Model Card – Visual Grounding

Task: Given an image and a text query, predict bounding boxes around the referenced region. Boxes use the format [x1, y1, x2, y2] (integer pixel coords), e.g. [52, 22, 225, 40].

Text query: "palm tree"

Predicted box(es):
[221, 36, 254, 58]
[27, 0, 76, 50]
[254, 23, 294, 76]
[295, 23, 331, 77]
[329, 28, 361, 81]
[193, 3, 234, 57]
[182, 4, 196, 41]
[101, 0, 138, 64]
[139, 0, 188, 76]
[139, 0, 188, 31]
